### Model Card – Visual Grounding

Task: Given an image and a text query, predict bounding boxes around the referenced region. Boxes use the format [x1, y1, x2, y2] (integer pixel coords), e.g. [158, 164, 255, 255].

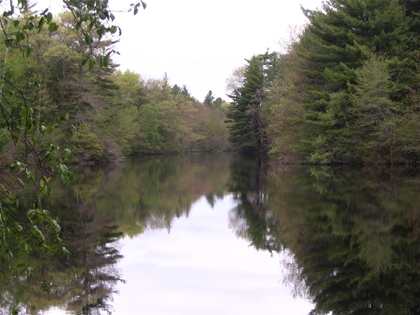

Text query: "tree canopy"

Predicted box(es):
[256, 0, 420, 164]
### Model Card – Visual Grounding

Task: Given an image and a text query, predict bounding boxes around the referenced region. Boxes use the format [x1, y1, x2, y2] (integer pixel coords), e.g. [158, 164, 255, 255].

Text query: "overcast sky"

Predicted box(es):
[107, 0, 323, 101]
[38, 0, 323, 101]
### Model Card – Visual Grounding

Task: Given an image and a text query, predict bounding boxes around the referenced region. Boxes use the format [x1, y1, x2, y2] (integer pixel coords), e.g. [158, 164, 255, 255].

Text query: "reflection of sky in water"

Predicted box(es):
[112, 195, 313, 315]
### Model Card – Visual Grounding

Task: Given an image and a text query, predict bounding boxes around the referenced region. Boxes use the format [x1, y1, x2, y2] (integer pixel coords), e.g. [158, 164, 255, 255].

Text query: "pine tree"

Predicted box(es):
[203, 90, 214, 106]
[225, 52, 276, 154]
[351, 55, 399, 164]
[296, 0, 410, 163]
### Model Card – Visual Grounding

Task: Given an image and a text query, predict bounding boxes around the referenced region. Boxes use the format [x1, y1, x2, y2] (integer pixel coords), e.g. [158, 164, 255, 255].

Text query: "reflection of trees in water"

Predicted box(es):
[1, 153, 234, 314]
[267, 166, 420, 315]
[228, 211, 248, 239]
[225, 160, 420, 314]
[91, 153, 232, 234]
[0, 201, 124, 315]
[55, 204, 124, 315]
[227, 156, 280, 253]
[280, 249, 308, 299]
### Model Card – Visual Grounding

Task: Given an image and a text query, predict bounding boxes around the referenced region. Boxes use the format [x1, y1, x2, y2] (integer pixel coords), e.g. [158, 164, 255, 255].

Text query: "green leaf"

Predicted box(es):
[27, 121, 34, 132]
[31, 225, 45, 242]
[20, 106, 28, 120]
[99, 11, 106, 20]
[37, 17, 45, 32]
[48, 22, 58, 32]
[26, 20, 34, 30]
[46, 12, 53, 23]
[64, 148, 72, 160]
[15, 30, 25, 43]
[59, 163, 68, 174]
[26, 44, 33, 57]
[89, 57, 95, 71]
[18, 0, 27, 10]
[84, 31, 93, 44]
[46, 124, 54, 133]
[40, 185, 52, 197]
[52, 219, 61, 234]
[87, 21, 94, 32]
[96, 26, 105, 40]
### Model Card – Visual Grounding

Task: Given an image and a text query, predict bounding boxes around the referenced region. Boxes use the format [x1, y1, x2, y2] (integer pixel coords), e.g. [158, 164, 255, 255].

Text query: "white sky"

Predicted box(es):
[37, 0, 323, 101]
[109, 0, 323, 101]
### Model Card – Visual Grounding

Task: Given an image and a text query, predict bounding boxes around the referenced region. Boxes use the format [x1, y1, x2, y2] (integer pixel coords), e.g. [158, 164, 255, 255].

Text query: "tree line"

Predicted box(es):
[0, 11, 230, 166]
[226, 0, 420, 165]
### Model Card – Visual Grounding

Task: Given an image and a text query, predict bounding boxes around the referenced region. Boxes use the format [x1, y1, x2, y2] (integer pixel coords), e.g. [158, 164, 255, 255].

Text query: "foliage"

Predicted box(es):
[70, 124, 104, 163]
[226, 52, 277, 154]
[350, 55, 400, 164]
[0, 0, 145, 284]
[227, 156, 280, 252]
[266, 166, 420, 314]
[257, 0, 420, 165]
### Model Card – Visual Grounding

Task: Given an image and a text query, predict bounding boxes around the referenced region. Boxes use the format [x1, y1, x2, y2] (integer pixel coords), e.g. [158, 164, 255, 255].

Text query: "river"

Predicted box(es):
[1, 153, 420, 314]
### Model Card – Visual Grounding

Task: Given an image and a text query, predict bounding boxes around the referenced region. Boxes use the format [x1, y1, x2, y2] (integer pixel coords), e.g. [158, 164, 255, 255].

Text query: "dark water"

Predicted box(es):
[2, 154, 420, 314]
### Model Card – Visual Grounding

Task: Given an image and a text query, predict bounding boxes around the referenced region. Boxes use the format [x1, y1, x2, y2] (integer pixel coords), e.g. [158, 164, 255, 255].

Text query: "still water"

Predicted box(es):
[2, 153, 420, 314]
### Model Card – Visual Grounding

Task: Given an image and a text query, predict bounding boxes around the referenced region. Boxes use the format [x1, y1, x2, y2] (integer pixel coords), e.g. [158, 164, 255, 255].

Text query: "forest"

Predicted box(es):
[228, 0, 420, 165]
[0, 12, 230, 166]
[227, 0, 420, 165]
[2, 0, 420, 166]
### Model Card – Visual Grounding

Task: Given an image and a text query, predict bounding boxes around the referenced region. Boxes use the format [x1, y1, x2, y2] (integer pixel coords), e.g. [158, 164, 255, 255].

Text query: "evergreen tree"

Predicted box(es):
[225, 52, 276, 154]
[350, 55, 399, 164]
[296, 0, 410, 163]
[204, 90, 214, 106]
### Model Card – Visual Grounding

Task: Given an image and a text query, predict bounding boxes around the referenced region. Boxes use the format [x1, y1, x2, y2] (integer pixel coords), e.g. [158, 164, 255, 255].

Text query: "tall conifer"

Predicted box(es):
[225, 52, 276, 154]
[296, 0, 409, 163]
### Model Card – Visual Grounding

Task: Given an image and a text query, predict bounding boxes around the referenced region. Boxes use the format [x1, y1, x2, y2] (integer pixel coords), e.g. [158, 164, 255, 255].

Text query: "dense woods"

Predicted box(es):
[227, 0, 420, 165]
[0, 12, 230, 166]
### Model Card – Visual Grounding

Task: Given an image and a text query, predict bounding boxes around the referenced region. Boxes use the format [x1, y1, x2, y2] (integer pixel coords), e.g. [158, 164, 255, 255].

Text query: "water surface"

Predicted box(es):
[2, 154, 420, 314]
